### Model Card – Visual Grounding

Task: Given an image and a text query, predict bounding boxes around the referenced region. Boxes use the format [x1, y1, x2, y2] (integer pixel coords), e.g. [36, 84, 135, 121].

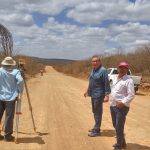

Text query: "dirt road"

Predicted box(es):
[0, 66, 150, 150]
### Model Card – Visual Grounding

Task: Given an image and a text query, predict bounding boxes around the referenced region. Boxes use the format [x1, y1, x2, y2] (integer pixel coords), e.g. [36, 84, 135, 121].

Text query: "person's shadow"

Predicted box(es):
[99, 130, 150, 150]
[17, 131, 49, 144]
[101, 129, 115, 137]
[135, 92, 145, 96]
[127, 143, 150, 150]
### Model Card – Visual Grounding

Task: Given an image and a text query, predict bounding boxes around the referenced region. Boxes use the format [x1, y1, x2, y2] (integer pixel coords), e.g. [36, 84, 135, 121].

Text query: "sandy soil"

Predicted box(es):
[0, 66, 150, 150]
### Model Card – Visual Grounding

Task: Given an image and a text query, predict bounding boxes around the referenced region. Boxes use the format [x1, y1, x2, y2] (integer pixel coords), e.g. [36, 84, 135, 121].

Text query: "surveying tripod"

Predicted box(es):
[14, 62, 37, 143]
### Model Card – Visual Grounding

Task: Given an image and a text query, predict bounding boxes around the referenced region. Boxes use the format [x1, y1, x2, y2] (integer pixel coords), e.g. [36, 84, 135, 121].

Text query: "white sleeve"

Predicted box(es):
[122, 79, 135, 106]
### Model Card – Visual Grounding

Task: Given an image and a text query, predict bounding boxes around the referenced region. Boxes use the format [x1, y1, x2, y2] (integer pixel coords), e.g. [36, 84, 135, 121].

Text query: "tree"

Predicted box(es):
[0, 24, 13, 57]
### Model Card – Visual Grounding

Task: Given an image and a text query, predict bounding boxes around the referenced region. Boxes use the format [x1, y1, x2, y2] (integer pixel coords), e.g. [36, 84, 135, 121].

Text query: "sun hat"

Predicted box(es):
[1, 56, 16, 66]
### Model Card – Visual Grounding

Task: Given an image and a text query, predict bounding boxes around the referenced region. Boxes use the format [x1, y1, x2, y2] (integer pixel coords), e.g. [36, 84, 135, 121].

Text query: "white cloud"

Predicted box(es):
[0, 13, 34, 27]
[0, 0, 150, 59]
[107, 22, 150, 53]
[135, 39, 149, 45]
[67, 0, 150, 25]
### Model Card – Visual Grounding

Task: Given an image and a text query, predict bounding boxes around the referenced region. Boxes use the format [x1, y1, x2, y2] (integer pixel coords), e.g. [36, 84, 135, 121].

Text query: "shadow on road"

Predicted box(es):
[18, 136, 45, 144]
[36, 132, 49, 136]
[18, 131, 49, 136]
[17, 132, 49, 144]
[101, 129, 115, 137]
[127, 143, 150, 150]
[135, 92, 146, 96]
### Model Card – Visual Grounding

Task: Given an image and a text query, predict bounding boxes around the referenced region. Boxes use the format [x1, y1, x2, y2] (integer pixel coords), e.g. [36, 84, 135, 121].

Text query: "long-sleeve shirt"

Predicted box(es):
[110, 74, 135, 107]
[0, 67, 24, 101]
[87, 65, 111, 98]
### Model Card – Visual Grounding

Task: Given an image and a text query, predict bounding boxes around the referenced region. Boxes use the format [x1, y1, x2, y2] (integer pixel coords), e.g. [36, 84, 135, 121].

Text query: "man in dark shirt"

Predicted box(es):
[84, 55, 111, 137]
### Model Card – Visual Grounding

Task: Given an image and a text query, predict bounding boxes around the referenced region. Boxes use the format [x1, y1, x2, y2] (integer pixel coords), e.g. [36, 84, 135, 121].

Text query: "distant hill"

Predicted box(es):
[31, 57, 76, 65]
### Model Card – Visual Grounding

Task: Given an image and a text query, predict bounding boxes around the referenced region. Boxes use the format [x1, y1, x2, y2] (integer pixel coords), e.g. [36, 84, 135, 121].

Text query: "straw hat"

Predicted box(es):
[1, 57, 16, 66]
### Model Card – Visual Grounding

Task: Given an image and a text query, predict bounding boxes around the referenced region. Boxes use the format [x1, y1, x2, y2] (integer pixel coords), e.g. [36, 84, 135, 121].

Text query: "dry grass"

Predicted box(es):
[0, 54, 45, 77]
[15, 55, 45, 77]
[53, 60, 91, 79]
[54, 45, 150, 83]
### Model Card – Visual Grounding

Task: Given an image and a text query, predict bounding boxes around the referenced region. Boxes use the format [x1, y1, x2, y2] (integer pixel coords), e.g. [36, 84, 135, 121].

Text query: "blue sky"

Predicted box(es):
[0, 0, 150, 59]
[32, 12, 49, 28]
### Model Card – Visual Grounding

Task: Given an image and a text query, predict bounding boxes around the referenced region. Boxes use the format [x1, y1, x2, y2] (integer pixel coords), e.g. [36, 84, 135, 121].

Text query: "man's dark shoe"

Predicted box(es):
[0, 135, 4, 140]
[113, 144, 121, 147]
[113, 143, 127, 149]
[88, 128, 95, 132]
[88, 128, 100, 132]
[113, 147, 122, 150]
[88, 131, 101, 137]
[4, 135, 15, 142]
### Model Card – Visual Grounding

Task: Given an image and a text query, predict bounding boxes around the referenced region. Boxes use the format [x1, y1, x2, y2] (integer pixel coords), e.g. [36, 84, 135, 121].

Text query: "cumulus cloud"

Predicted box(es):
[67, 0, 150, 25]
[0, 13, 34, 27]
[0, 0, 150, 59]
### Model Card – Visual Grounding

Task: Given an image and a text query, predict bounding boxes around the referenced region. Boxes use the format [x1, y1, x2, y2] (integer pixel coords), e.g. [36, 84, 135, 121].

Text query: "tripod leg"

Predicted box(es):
[14, 114, 19, 144]
[15, 98, 22, 144]
[24, 78, 36, 132]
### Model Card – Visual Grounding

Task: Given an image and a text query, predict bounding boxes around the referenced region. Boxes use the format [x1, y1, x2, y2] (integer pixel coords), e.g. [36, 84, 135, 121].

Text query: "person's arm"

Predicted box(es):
[84, 84, 91, 97]
[102, 69, 111, 102]
[84, 71, 92, 98]
[122, 79, 135, 106]
[16, 70, 24, 95]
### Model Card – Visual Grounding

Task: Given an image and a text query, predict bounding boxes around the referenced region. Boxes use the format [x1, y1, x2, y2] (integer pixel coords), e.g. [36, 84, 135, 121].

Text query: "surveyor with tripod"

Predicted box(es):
[0, 57, 24, 142]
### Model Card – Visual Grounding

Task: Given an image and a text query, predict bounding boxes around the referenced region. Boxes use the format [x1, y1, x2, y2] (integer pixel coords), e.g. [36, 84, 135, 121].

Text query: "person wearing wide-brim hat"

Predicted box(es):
[0, 57, 24, 141]
[1, 56, 16, 66]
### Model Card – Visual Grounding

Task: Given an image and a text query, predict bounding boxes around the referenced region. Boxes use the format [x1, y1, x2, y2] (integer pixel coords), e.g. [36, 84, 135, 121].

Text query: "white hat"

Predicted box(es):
[1, 57, 16, 66]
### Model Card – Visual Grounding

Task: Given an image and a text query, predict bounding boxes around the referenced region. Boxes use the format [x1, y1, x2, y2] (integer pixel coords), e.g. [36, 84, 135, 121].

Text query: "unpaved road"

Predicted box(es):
[0, 66, 150, 150]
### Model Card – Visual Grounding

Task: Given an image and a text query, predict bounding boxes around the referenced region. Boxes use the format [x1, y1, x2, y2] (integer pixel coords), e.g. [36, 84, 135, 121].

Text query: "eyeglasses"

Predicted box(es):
[91, 60, 100, 63]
